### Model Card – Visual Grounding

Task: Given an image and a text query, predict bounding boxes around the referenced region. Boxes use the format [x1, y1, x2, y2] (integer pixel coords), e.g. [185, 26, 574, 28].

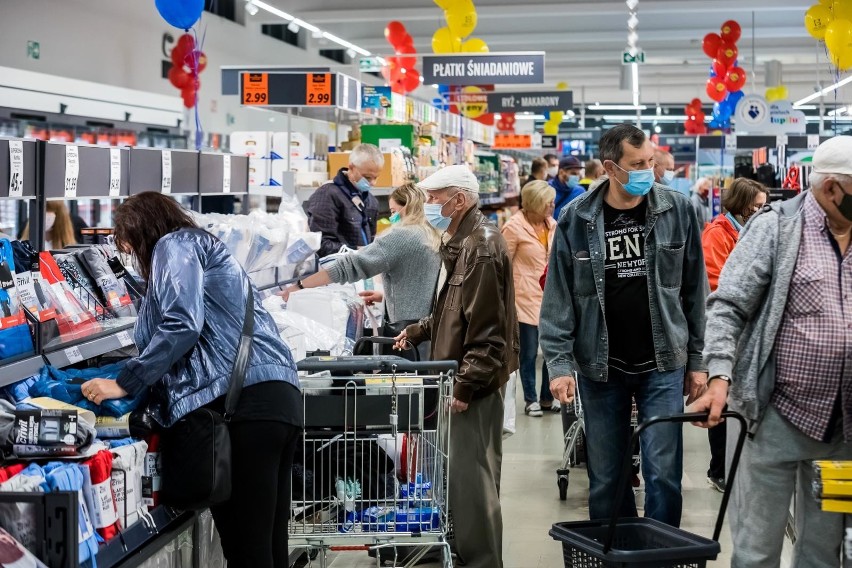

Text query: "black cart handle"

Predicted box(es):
[603, 411, 747, 554]
[297, 356, 456, 374]
[353, 336, 420, 361]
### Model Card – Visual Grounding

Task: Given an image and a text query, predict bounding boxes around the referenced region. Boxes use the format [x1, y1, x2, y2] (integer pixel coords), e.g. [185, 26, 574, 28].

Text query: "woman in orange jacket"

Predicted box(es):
[701, 177, 768, 492]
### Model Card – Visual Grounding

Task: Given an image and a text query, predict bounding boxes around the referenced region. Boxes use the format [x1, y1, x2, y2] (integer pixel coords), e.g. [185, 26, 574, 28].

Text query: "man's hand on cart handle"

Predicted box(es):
[687, 379, 729, 428]
[451, 398, 469, 414]
[684, 370, 709, 406]
[550, 375, 576, 405]
[393, 330, 409, 352]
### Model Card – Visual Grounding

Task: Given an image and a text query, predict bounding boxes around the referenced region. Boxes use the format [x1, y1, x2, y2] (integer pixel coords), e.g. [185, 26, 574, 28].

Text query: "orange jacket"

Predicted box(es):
[701, 214, 739, 292]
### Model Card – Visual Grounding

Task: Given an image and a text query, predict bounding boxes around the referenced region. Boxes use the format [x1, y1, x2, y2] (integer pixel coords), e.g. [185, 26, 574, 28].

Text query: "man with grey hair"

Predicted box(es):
[396, 164, 518, 568]
[692, 135, 852, 566]
[653, 149, 676, 187]
[307, 143, 383, 257]
[691, 176, 713, 227]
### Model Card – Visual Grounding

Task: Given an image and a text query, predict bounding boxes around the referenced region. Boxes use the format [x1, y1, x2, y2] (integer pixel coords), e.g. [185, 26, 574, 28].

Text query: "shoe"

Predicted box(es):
[707, 477, 726, 493]
[525, 402, 543, 417]
[540, 400, 561, 413]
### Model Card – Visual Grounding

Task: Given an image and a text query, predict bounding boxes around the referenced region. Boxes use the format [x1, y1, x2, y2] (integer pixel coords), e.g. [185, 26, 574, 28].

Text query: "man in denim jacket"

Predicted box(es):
[540, 124, 708, 527]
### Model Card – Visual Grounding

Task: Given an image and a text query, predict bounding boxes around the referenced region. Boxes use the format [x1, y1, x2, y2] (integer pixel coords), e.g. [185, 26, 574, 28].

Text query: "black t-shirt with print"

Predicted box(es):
[603, 200, 657, 374]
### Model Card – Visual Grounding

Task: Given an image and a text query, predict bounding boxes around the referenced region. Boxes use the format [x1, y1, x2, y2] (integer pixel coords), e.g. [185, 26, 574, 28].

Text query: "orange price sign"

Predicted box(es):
[242, 73, 269, 105]
[493, 134, 532, 149]
[306, 73, 332, 106]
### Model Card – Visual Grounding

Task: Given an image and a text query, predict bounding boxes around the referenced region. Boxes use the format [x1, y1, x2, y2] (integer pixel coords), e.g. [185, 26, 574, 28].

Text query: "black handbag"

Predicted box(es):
[158, 289, 255, 510]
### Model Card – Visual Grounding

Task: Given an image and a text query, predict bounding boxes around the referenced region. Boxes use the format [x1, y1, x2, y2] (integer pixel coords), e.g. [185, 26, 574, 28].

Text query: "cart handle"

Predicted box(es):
[354, 336, 420, 361]
[603, 411, 747, 554]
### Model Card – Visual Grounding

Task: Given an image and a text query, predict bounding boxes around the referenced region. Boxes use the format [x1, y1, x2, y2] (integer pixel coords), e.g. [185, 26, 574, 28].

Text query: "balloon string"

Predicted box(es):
[191, 25, 205, 150]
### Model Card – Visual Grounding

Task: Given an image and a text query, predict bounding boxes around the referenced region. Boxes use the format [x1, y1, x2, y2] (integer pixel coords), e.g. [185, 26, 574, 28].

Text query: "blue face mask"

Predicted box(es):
[613, 163, 655, 196]
[424, 198, 455, 231]
[389, 212, 402, 224]
[661, 170, 676, 185]
[355, 176, 372, 192]
[568, 175, 581, 188]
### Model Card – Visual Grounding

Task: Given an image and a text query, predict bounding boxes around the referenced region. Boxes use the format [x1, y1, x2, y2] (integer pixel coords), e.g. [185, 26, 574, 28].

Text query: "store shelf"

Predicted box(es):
[43, 320, 137, 368]
[0, 354, 45, 388]
[97, 506, 196, 568]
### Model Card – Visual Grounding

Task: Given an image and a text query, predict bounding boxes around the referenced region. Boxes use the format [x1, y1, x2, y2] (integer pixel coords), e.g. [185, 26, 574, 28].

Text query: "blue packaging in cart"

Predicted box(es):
[361, 506, 440, 532]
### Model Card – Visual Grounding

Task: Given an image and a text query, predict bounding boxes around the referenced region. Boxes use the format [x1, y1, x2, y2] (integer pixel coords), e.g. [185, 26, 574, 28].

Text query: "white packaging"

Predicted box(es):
[230, 131, 271, 158]
[248, 158, 269, 186]
[271, 132, 312, 160]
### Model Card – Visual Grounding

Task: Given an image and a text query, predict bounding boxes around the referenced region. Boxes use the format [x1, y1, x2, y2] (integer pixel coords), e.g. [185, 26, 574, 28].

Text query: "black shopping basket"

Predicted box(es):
[550, 411, 747, 568]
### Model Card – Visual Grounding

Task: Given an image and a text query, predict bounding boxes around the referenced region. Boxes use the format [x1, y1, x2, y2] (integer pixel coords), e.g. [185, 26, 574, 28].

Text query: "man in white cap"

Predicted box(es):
[396, 164, 518, 568]
[692, 135, 852, 566]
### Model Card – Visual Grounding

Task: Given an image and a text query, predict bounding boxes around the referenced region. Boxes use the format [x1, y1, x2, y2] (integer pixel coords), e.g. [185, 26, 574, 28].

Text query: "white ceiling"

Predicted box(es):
[251, 0, 846, 106]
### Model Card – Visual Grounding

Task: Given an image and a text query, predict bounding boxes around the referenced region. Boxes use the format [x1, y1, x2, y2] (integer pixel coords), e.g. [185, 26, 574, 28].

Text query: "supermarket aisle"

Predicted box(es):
[328, 384, 792, 568]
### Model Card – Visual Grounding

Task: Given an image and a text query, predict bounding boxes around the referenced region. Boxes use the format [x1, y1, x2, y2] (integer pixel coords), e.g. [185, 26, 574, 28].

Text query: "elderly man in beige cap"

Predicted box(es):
[396, 165, 519, 568]
[692, 135, 852, 567]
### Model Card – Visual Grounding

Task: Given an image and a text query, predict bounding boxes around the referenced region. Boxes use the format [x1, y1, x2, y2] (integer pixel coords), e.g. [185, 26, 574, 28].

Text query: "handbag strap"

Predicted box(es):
[223, 284, 255, 421]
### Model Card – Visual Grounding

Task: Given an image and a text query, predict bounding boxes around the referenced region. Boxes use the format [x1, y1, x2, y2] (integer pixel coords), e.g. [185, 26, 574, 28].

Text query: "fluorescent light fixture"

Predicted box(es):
[828, 106, 848, 116]
[566, 110, 576, 118]
[632, 63, 640, 107]
[291, 18, 318, 33]
[251, 0, 293, 20]
[346, 48, 357, 59]
[244, 0, 259, 16]
[287, 21, 300, 33]
[601, 114, 687, 122]
[794, 75, 852, 107]
[515, 114, 546, 120]
[322, 32, 371, 56]
[589, 104, 647, 110]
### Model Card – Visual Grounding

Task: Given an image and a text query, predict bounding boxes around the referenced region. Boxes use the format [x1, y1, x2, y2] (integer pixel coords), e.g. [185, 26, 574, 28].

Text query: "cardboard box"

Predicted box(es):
[328, 152, 406, 189]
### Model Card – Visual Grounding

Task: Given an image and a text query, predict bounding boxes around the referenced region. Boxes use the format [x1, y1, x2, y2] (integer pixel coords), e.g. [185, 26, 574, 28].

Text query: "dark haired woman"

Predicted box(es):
[82, 192, 301, 568]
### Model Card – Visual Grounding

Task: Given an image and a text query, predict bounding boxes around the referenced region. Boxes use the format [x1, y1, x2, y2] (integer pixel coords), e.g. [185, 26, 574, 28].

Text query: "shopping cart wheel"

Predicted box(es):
[557, 469, 570, 501]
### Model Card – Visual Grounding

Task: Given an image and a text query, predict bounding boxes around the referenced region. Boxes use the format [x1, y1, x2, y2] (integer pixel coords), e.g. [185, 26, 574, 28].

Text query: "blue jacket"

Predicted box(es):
[540, 181, 708, 382]
[116, 229, 299, 427]
[549, 177, 586, 220]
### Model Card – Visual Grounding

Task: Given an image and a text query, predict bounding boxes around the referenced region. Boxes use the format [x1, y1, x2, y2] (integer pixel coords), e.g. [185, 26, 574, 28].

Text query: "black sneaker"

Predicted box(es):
[707, 477, 726, 493]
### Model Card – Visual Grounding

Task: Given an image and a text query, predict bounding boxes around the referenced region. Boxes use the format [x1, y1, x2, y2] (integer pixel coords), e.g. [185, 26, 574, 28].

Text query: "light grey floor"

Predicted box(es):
[319, 379, 793, 567]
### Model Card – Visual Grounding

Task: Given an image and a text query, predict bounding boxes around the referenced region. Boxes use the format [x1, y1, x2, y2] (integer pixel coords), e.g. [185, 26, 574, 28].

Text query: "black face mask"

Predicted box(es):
[836, 186, 852, 222]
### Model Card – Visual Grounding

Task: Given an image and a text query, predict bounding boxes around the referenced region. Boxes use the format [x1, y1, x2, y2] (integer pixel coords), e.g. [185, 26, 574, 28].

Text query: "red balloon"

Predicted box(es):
[684, 120, 697, 134]
[693, 109, 706, 122]
[503, 113, 516, 125]
[168, 66, 190, 89]
[391, 81, 406, 95]
[694, 122, 708, 135]
[716, 43, 738, 67]
[690, 97, 702, 109]
[401, 69, 421, 92]
[711, 59, 728, 78]
[702, 33, 723, 58]
[384, 21, 408, 46]
[171, 44, 189, 66]
[389, 65, 405, 84]
[720, 20, 742, 43]
[392, 44, 417, 68]
[396, 33, 414, 50]
[724, 66, 747, 92]
[706, 77, 727, 102]
[184, 50, 207, 73]
[181, 88, 196, 109]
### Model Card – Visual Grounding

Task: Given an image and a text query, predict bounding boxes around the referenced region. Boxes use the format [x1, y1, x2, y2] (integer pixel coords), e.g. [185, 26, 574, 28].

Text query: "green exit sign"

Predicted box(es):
[359, 57, 383, 73]
[27, 40, 40, 60]
[622, 50, 645, 65]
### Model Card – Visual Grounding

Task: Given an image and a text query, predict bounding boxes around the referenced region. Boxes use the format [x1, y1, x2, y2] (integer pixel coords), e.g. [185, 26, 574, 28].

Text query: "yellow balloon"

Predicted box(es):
[446, 7, 478, 39]
[556, 81, 569, 90]
[432, 27, 462, 53]
[461, 38, 489, 53]
[433, 0, 454, 9]
[776, 85, 789, 100]
[833, 1, 852, 21]
[550, 111, 565, 123]
[765, 87, 778, 102]
[544, 122, 560, 135]
[459, 86, 488, 118]
[434, 0, 466, 9]
[825, 18, 852, 69]
[805, 4, 834, 40]
[820, 0, 834, 5]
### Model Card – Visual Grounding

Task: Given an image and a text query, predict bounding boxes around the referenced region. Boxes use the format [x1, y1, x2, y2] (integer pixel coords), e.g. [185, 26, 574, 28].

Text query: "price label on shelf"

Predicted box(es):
[222, 154, 231, 193]
[306, 73, 332, 106]
[161, 150, 172, 194]
[108, 148, 121, 197]
[724, 135, 737, 152]
[64, 145, 80, 198]
[8, 140, 24, 197]
[242, 73, 269, 106]
[64, 346, 84, 365]
[808, 135, 820, 150]
[116, 330, 133, 347]
[777, 134, 789, 147]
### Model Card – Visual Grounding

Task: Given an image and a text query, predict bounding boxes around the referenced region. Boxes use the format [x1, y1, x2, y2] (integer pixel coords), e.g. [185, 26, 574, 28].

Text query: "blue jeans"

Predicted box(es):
[579, 367, 684, 527]
[518, 323, 552, 404]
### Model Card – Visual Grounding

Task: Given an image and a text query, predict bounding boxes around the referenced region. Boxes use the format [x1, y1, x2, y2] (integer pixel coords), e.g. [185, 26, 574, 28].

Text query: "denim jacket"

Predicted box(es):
[540, 181, 708, 382]
[116, 229, 299, 427]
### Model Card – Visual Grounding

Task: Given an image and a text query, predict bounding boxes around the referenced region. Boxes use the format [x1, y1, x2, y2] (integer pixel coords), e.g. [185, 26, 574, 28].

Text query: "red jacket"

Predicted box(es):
[701, 214, 739, 292]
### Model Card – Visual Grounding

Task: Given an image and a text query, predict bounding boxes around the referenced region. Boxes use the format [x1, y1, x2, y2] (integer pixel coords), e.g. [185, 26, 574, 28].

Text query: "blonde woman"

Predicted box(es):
[502, 180, 557, 416]
[21, 201, 77, 249]
[283, 183, 441, 356]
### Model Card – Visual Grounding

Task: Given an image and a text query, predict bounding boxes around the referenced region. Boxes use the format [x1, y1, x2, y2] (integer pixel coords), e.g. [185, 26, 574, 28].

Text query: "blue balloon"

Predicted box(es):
[727, 90, 745, 106]
[709, 64, 717, 78]
[437, 84, 450, 95]
[543, 111, 551, 121]
[155, 0, 204, 30]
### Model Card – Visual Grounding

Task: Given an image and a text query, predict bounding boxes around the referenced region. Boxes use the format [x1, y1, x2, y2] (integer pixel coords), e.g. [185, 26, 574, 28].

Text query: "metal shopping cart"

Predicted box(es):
[557, 384, 641, 501]
[290, 341, 456, 568]
[550, 411, 748, 567]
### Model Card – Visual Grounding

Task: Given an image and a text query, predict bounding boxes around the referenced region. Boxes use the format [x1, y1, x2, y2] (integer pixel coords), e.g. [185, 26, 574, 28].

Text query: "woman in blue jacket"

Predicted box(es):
[82, 192, 301, 568]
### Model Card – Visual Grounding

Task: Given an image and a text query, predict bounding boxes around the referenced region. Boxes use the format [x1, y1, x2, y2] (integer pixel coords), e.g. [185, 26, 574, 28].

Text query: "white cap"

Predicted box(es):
[417, 165, 479, 193]
[812, 136, 852, 176]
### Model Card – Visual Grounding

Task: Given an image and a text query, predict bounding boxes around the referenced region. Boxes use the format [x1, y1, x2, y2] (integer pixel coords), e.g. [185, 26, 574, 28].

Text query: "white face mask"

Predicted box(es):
[44, 212, 56, 232]
[547, 166, 559, 178]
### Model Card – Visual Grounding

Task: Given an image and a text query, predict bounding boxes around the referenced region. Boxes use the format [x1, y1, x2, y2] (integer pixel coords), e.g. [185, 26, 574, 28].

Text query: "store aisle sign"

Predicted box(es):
[242, 73, 269, 105]
[8, 141, 23, 197]
[359, 57, 384, 73]
[422, 53, 545, 86]
[222, 154, 231, 193]
[362, 86, 392, 109]
[64, 145, 79, 198]
[306, 73, 332, 106]
[486, 91, 572, 113]
[493, 134, 533, 149]
[161, 151, 172, 194]
[108, 149, 121, 197]
[734, 96, 806, 135]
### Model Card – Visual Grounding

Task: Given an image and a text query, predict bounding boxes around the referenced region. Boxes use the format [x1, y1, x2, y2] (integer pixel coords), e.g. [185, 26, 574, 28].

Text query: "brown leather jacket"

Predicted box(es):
[407, 207, 520, 403]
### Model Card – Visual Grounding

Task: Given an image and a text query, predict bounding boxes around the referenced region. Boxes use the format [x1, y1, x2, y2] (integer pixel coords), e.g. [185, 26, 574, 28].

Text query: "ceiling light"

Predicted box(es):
[291, 18, 318, 33]
[654, 125, 662, 133]
[250, 0, 292, 19]
[346, 48, 357, 59]
[626, 0, 639, 9]
[590, 104, 647, 110]
[794, 75, 852, 107]
[628, 15, 639, 29]
[244, 0, 259, 16]
[287, 21, 300, 33]
[311, 30, 323, 39]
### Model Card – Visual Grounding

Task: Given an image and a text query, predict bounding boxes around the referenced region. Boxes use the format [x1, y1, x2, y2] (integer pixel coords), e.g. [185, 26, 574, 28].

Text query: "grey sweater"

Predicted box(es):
[326, 225, 440, 324]
[704, 192, 806, 433]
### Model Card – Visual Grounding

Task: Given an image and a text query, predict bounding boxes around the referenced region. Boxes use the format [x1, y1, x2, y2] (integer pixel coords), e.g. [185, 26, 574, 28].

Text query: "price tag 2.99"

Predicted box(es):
[108, 148, 121, 197]
[64, 346, 84, 365]
[64, 145, 80, 198]
[242, 73, 269, 106]
[306, 73, 332, 106]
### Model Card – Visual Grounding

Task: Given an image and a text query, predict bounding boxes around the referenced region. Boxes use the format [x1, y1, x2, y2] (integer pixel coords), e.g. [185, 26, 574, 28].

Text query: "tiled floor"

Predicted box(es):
[314, 381, 793, 567]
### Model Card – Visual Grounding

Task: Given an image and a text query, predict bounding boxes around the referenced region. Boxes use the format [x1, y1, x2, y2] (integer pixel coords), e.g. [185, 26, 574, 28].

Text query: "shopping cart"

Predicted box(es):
[557, 384, 641, 501]
[290, 341, 456, 568]
[550, 411, 748, 567]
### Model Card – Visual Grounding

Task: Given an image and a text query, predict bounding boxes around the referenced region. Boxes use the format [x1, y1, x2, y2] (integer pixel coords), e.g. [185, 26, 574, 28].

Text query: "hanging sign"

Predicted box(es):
[422, 52, 546, 86]
[306, 73, 332, 106]
[161, 150, 172, 194]
[541, 135, 559, 149]
[493, 134, 533, 149]
[64, 145, 79, 198]
[8, 141, 23, 197]
[362, 86, 392, 109]
[108, 148, 121, 197]
[222, 154, 231, 193]
[486, 91, 572, 113]
[242, 73, 269, 105]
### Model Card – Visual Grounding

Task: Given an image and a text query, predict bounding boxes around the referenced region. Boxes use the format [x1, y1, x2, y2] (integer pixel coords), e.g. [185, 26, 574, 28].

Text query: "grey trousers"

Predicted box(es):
[449, 389, 504, 568]
[729, 405, 852, 568]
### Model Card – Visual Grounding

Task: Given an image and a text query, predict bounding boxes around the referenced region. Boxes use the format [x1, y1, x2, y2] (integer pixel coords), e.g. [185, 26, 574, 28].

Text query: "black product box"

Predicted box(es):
[12, 409, 79, 457]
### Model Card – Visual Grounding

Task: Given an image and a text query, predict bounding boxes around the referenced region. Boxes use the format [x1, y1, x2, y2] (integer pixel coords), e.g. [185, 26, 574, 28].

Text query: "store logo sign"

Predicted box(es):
[735, 95, 805, 134]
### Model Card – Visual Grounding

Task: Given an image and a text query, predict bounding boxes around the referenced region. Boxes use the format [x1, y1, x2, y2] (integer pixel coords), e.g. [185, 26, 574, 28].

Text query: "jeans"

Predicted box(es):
[518, 323, 552, 404]
[579, 367, 684, 527]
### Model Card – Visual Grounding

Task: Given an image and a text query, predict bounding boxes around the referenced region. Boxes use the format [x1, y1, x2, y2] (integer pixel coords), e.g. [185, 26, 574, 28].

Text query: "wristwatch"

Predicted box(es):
[296, 279, 305, 289]
[709, 375, 732, 385]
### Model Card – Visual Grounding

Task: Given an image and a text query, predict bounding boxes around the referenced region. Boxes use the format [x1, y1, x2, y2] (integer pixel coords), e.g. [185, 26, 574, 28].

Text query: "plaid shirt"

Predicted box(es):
[772, 193, 852, 441]
[307, 169, 379, 258]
